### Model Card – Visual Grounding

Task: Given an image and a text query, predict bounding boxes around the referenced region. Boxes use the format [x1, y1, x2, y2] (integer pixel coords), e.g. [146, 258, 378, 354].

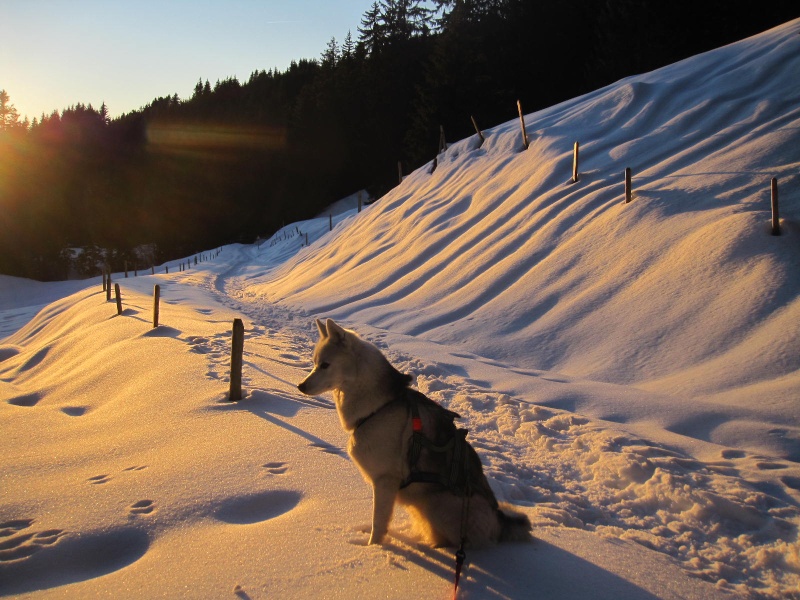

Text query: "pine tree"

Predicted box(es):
[342, 30, 355, 60]
[358, 2, 383, 55]
[0, 89, 21, 130]
[321, 36, 339, 68]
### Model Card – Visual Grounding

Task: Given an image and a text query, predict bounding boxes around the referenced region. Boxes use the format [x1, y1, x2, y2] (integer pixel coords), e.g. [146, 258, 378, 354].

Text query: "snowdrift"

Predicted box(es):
[257, 18, 800, 412]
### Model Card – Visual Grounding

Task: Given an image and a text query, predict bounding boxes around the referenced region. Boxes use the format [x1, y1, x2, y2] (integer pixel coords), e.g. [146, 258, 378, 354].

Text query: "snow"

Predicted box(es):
[2, 18, 799, 599]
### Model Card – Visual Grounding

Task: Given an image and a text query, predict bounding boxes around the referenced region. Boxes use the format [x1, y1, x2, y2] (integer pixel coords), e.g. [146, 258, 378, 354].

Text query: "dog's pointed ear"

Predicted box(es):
[325, 319, 347, 345]
[315, 318, 327, 339]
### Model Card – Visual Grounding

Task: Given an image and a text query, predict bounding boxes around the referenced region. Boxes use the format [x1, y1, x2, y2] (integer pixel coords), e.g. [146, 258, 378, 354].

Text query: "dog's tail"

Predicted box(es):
[497, 503, 532, 542]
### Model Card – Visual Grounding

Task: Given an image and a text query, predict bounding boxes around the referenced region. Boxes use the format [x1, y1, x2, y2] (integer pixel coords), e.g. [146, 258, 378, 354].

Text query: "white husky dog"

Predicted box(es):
[298, 319, 531, 547]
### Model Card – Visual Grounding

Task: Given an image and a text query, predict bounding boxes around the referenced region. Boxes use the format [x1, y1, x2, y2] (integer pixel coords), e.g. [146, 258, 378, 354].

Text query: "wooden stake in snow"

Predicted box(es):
[114, 284, 122, 315]
[106, 273, 112, 301]
[771, 177, 781, 236]
[471, 115, 484, 146]
[102, 270, 107, 292]
[124, 262, 128, 278]
[438, 125, 446, 154]
[517, 100, 529, 150]
[624, 167, 632, 203]
[329, 214, 333, 232]
[153, 285, 161, 328]
[430, 156, 438, 174]
[572, 142, 580, 183]
[358, 191, 363, 213]
[229, 318, 245, 402]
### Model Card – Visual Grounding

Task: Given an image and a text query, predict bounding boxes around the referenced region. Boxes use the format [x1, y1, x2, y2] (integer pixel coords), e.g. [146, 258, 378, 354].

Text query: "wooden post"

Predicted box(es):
[165, 265, 169, 274]
[124, 261, 128, 278]
[102, 270, 107, 292]
[229, 318, 245, 401]
[624, 167, 632, 203]
[305, 233, 309, 246]
[153, 285, 160, 328]
[517, 100, 529, 150]
[329, 214, 333, 232]
[106, 273, 112, 301]
[572, 142, 580, 183]
[438, 125, 446, 154]
[430, 156, 438, 174]
[114, 283, 122, 315]
[771, 177, 781, 236]
[471, 115, 484, 146]
[358, 191, 362, 213]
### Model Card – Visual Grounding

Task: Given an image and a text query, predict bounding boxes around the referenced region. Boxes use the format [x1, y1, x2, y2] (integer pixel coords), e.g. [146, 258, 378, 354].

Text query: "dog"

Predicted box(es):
[297, 318, 531, 547]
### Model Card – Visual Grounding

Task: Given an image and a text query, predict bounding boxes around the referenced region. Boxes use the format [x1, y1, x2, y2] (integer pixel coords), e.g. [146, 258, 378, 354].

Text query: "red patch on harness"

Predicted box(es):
[412, 417, 423, 431]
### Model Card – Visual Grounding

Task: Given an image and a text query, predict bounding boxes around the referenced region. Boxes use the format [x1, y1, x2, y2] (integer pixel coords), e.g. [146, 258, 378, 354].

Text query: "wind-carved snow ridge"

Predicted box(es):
[392, 349, 800, 598]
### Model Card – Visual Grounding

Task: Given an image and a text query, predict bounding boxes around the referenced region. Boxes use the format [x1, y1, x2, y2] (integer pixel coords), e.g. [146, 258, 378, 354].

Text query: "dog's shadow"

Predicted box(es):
[459, 539, 664, 599]
[379, 533, 664, 599]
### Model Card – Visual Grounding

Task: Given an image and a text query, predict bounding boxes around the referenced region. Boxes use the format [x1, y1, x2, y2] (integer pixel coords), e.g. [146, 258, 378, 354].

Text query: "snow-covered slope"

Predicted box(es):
[1, 19, 799, 600]
[257, 18, 800, 413]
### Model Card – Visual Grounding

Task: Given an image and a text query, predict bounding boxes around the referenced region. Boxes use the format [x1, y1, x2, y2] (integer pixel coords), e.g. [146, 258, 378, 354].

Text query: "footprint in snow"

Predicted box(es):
[129, 500, 155, 516]
[87, 474, 111, 485]
[263, 462, 289, 475]
[0, 519, 66, 562]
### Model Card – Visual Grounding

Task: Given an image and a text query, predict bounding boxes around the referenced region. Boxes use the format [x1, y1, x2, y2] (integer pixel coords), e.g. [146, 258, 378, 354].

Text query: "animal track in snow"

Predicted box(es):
[122, 465, 149, 472]
[87, 474, 111, 485]
[87, 465, 148, 485]
[0, 519, 66, 562]
[263, 462, 289, 475]
[129, 500, 155, 516]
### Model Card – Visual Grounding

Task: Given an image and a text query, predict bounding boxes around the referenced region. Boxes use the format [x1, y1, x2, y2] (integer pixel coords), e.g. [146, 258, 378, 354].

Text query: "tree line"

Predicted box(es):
[1, 0, 796, 280]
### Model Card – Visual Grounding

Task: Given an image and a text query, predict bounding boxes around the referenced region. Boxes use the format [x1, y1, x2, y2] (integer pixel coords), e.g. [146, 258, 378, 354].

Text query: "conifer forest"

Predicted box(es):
[1, 0, 796, 280]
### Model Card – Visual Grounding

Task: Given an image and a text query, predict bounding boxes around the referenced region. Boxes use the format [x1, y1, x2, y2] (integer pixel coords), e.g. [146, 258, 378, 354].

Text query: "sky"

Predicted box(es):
[1, 0, 375, 121]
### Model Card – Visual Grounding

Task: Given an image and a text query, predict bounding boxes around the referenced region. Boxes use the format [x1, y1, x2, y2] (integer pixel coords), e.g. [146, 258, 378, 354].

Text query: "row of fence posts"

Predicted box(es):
[103, 275, 162, 327]
[100, 253, 244, 401]
[116, 250, 222, 279]
[102, 249, 224, 322]
[420, 101, 784, 235]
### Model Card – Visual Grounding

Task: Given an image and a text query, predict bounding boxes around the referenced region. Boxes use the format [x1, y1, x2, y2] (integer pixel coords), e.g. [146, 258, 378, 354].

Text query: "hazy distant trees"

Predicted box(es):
[0, 89, 25, 130]
[1, 1, 796, 280]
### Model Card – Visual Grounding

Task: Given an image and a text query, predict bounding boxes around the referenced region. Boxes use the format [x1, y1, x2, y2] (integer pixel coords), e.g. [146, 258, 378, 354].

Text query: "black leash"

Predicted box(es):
[453, 484, 471, 599]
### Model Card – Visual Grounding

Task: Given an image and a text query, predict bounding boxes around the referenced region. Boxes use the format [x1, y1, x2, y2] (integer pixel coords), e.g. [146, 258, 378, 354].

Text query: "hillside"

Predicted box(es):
[253, 17, 800, 440]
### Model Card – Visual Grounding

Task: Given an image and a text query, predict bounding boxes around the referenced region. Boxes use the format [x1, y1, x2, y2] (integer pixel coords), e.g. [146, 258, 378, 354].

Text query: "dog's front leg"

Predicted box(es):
[369, 476, 399, 545]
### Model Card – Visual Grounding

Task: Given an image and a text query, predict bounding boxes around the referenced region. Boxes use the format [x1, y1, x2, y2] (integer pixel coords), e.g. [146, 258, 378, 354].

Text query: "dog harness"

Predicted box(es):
[400, 397, 472, 495]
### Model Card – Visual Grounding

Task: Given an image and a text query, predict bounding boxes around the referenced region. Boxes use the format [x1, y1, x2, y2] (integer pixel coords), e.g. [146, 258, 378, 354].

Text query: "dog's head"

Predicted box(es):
[297, 318, 356, 396]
